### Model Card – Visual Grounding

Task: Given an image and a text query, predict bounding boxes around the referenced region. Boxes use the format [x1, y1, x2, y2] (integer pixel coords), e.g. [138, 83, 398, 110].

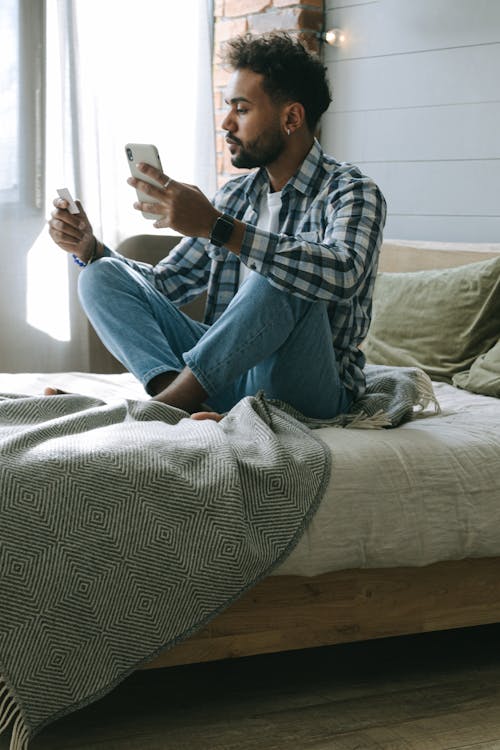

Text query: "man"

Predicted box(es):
[48, 32, 386, 420]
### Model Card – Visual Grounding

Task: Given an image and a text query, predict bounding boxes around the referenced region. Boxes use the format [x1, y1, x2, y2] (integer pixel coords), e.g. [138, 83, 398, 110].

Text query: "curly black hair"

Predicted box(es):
[221, 32, 332, 132]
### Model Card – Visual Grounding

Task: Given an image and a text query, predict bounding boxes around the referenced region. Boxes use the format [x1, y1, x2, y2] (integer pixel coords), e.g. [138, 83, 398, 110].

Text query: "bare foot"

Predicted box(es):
[152, 366, 208, 413]
[43, 387, 68, 396]
[190, 411, 224, 422]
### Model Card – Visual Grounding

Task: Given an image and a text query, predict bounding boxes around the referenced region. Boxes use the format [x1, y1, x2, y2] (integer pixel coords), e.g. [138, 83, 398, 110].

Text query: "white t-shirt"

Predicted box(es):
[239, 189, 282, 287]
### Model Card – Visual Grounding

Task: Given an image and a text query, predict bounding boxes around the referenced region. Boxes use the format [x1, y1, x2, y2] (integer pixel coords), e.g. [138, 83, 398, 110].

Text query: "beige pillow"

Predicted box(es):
[363, 256, 500, 382]
[452, 339, 500, 397]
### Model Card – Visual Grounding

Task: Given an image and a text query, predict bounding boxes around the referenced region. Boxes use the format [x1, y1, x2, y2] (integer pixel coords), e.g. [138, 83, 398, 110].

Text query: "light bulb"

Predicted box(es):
[324, 28, 346, 46]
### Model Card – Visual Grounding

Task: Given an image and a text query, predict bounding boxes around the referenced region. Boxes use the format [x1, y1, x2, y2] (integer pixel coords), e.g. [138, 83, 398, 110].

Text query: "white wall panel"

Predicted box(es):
[328, 45, 500, 112]
[355, 160, 500, 217]
[384, 215, 500, 243]
[325, 0, 500, 61]
[324, 103, 500, 162]
[322, 0, 500, 242]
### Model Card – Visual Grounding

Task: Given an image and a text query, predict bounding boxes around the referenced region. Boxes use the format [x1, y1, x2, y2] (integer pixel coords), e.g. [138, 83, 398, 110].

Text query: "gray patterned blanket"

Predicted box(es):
[0, 365, 438, 748]
[0, 393, 330, 748]
[273, 365, 441, 430]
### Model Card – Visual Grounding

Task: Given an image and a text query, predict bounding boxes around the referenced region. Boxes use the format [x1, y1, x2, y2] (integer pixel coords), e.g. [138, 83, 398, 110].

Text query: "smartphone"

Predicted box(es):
[125, 143, 163, 220]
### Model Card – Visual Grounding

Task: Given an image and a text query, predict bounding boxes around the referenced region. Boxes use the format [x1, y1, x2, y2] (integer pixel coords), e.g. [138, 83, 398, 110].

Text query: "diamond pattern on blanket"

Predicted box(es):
[0, 392, 330, 748]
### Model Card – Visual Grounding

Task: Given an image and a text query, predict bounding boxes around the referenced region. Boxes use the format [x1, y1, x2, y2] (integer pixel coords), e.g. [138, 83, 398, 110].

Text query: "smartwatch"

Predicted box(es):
[210, 213, 235, 247]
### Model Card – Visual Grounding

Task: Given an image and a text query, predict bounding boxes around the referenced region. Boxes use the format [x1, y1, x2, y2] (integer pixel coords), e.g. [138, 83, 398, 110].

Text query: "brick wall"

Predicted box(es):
[213, 1, 325, 187]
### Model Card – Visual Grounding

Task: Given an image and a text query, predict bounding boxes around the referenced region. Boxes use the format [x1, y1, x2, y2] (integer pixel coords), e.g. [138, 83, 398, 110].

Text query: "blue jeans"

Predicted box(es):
[78, 258, 352, 418]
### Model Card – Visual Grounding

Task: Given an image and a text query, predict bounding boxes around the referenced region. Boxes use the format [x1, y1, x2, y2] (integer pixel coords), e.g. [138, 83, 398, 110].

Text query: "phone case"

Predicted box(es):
[125, 143, 163, 220]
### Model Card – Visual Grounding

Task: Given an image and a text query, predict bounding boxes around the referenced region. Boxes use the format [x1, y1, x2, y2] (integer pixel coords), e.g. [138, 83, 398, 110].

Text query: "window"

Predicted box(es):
[0, 0, 44, 211]
[0, 0, 20, 202]
[1, 0, 215, 365]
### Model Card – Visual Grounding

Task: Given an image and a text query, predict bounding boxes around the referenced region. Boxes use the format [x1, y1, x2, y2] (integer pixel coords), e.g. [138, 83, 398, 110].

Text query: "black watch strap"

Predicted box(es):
[210, 213, 235, 247]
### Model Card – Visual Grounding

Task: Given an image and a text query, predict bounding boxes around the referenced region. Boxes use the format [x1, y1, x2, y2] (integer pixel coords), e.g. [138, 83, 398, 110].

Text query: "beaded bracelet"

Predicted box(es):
[72, 238, 99, 268]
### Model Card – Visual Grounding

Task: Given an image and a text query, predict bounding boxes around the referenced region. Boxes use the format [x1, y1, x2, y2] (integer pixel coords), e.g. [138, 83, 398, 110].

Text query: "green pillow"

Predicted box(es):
[452, 339, 500, 397]
[363, 255, 500, 383]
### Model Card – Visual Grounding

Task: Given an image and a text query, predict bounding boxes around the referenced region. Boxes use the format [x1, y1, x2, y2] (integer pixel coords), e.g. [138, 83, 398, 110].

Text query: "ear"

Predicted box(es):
[282, 102, 306, 136]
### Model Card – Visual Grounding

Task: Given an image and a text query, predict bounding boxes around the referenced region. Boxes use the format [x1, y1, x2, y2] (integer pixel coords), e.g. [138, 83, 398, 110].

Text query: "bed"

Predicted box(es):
[2, 237, 500, 750]
[2, 238, 499, 676]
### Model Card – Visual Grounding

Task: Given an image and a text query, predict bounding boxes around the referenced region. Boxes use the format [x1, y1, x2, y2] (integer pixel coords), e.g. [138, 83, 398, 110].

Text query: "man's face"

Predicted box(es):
[222, 68, 287, 170]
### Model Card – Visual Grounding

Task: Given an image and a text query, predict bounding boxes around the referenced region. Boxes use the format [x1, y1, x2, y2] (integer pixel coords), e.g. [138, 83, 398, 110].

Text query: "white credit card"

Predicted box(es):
[57, 187, 80, 214]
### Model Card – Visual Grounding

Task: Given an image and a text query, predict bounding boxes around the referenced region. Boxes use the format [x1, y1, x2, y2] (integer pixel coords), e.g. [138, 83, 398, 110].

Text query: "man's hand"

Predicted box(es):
[128, 163, 220, 238]
[48, 198, 96, 264]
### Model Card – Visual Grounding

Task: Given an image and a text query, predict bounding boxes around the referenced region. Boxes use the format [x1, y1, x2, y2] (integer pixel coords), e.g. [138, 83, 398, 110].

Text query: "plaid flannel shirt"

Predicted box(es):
[112, 139, 386, 398]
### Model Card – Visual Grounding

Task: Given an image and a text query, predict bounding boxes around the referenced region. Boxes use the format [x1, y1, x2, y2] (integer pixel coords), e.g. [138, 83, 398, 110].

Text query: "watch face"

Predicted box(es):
[211, 214, 234, 246]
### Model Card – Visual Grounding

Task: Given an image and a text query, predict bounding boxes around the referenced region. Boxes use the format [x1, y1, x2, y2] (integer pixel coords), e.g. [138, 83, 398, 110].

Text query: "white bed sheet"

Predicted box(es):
[1, 372, 500, 577]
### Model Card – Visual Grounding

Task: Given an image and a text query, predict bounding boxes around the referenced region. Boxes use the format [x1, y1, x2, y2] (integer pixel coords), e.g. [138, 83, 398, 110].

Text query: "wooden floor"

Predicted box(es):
[5, 624, 500, 750]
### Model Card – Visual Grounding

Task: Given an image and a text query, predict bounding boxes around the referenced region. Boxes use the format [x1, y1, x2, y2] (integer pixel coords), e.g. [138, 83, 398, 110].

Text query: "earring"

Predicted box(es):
[286, 128, 291, 136]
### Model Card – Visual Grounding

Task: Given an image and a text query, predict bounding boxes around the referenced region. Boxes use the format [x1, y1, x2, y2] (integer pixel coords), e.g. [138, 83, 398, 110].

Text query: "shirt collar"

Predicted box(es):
[285, 138, 325, 196]
[246, 138, 325, 206]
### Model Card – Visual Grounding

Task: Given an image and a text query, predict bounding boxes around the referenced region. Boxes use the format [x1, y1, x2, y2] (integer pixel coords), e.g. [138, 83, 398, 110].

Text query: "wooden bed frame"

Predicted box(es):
[146, 557, 500, 668]
[114, 236, 500, 671]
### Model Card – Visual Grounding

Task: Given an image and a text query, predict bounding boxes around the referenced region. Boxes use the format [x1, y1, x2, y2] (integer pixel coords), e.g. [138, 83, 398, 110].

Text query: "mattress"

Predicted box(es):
[1, 372, 499, 576]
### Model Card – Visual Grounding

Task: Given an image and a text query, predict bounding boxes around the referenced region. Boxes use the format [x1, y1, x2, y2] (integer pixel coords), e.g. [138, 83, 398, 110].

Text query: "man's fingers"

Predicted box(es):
[137, 162, 163, 181]
[153, 218, 170, 229]
[49, 216, 83, 243]
[55, 217, 82, 237]
[50, 206, 85, 228]
[52, 196, 89, 223]
[129, 176, 165, 200]
[49, 229, 79, 247]
[49, 226, 80, 244]
[50, 203, 90, 229]
[133, 200, 164, 215]
[75, 200, 89, 219]
[48, 214, 85, 244]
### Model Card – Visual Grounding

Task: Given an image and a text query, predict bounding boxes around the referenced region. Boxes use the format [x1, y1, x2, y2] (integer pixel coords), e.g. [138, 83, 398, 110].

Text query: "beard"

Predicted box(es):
[229, 128, 286, 169]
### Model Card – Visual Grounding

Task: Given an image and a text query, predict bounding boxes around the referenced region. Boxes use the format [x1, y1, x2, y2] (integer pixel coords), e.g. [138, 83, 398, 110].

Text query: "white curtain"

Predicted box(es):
[0, 0, 215, 372]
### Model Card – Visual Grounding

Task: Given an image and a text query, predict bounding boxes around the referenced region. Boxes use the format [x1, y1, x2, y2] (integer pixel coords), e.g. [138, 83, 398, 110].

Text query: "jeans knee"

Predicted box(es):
[239, 273, 313, 320]
[77, 257, 125, 307]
